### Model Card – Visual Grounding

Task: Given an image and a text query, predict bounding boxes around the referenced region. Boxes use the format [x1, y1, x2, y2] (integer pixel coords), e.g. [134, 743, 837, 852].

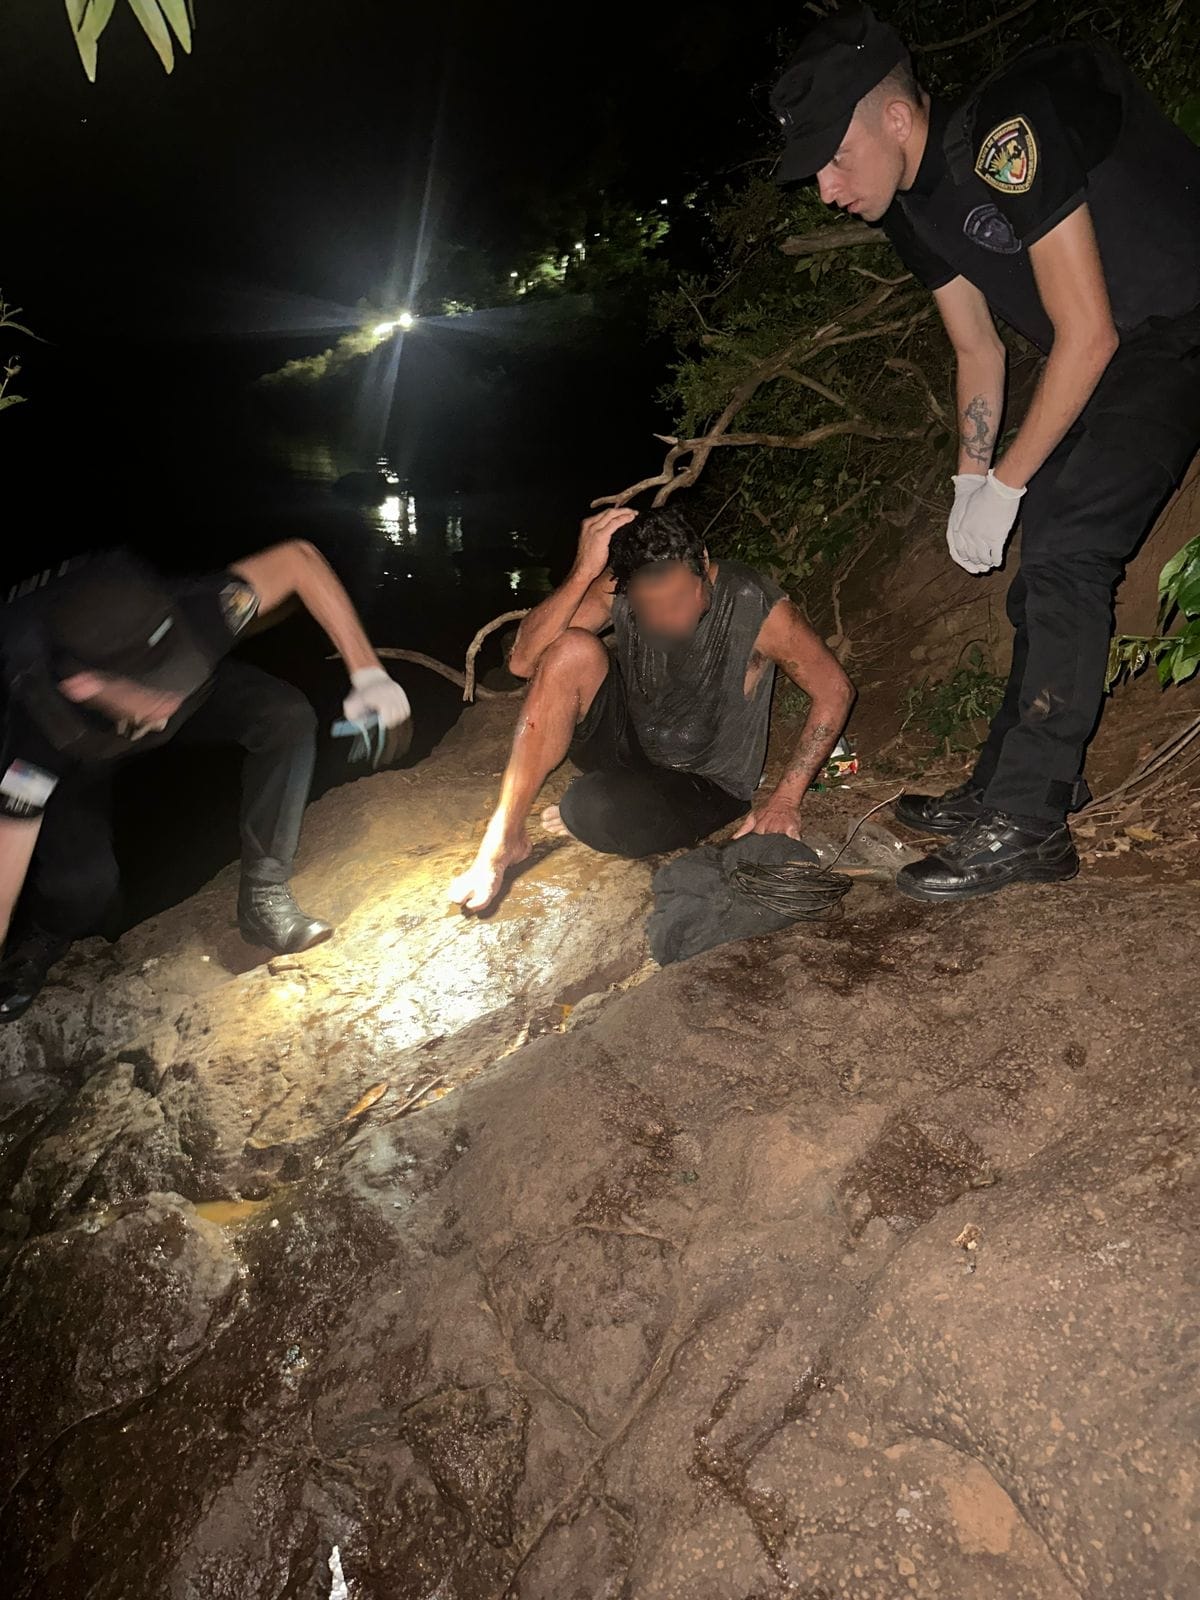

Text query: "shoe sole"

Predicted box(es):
[895, 857, 1079, 904]
[238, 922, 336, 954]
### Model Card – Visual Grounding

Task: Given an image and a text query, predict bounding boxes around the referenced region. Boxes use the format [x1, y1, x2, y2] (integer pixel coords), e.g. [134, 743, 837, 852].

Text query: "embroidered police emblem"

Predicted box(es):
[220, 581, 260, 635]
[975, 116, 1038, 195]
[963, 203, 1023, 255]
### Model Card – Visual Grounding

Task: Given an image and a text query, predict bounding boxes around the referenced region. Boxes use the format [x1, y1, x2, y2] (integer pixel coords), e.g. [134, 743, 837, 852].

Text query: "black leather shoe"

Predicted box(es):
[894, 781, 987, 836]
[896, 811, 1079, 903]
[0, 927, 72, 1024]
[237, 883, 334, 954]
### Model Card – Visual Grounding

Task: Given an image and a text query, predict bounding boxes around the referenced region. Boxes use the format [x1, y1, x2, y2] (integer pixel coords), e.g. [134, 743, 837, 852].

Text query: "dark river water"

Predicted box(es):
[3, 304, 665, 925]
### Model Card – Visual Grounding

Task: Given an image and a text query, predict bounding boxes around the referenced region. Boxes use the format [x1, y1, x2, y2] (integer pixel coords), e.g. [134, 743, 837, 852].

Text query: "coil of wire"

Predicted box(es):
[731, 859, 854, 921]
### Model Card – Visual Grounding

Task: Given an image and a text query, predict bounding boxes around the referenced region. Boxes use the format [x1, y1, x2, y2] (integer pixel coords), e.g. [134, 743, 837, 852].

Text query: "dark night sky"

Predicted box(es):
[4, 1, 791, 342]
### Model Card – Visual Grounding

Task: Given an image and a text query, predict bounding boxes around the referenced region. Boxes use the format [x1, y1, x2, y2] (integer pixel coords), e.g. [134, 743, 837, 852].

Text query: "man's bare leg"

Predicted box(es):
[449, 630, 609, 910]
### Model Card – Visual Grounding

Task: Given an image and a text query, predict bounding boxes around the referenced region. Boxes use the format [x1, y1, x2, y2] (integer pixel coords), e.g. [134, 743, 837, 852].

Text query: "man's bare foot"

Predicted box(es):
[449, 830, 532, 912]
[540, 803, 574, 839]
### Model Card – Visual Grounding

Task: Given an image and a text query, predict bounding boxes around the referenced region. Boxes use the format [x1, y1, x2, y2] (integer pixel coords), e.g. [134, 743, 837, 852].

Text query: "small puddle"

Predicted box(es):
[193, 1196, 274, 1229]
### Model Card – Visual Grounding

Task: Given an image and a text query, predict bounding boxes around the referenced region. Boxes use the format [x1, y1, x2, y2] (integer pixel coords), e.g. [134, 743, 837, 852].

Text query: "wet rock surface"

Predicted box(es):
[0, 705, 1197, 1597]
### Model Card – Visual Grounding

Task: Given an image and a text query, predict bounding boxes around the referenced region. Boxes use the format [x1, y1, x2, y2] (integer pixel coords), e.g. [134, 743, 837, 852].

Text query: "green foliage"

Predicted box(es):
[417, 201, 672, 316]
[65, 0, 194, 82]
[901, 646, 1007, 749]
[1108, 537, 1200, 690]
[654, 175, 955, 585]
[0, 295, 42, 415]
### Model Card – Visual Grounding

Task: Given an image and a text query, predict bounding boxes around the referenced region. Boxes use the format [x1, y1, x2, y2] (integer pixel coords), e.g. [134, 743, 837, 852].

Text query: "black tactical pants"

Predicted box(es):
[23, 661, 317, 939]
[973, 310, 1200, 824]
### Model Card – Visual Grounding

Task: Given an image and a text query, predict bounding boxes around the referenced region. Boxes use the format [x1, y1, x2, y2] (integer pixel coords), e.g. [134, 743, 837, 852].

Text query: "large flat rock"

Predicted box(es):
[2, 868, 1196, 1598]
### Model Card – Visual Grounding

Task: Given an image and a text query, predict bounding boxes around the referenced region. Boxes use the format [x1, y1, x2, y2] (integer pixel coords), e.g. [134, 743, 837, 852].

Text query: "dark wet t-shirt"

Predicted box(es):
[0, 569, 261, 822]
[611, 559, 785, 802]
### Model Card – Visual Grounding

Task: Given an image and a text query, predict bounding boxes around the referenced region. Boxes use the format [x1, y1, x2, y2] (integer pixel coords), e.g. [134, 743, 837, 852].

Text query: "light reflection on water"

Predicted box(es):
[260, 433, 558, 630]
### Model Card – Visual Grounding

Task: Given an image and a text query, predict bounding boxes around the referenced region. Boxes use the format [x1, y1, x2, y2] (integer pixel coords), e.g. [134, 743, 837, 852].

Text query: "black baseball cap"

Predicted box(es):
[771, 3, 908, 182]
[45, 553, 213, 696]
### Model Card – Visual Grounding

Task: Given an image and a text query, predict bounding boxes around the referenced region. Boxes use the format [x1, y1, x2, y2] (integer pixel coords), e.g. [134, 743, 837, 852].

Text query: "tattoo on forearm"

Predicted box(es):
[961, 394, 995, 466]
[783, 717, 839, 791]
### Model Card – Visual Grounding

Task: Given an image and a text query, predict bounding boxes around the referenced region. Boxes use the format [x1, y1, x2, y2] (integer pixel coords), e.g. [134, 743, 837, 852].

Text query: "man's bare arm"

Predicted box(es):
[231, 540, 380, 675]
[732, 599, 855, 840]
[507, 508, 635, 678]
[0, 816, 43, 950]
[994, 205, 1119, 489]
[934, 276, 1008, 476]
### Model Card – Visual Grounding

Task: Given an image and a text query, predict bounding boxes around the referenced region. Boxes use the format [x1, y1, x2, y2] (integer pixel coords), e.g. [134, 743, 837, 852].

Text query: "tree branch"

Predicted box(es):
[371, 647, 524, 701]
[463, 610, 530, 703]
[884, 356, 950, 425]
[779, 366, 856, 412]
[591, 282, 933, 511]
[779, 223, 881, 257]
[913, 0, 1039, 54]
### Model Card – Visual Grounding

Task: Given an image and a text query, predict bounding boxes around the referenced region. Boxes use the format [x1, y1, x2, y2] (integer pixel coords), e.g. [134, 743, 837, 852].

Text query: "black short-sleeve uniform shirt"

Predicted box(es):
[881, 44, 1200, 352]
[0, 571, 260, 822]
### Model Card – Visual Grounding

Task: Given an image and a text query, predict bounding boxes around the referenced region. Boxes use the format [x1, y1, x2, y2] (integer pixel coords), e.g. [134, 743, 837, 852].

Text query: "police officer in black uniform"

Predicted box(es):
[0, 541, 412, 1019]
[771, 3, 1200, 901]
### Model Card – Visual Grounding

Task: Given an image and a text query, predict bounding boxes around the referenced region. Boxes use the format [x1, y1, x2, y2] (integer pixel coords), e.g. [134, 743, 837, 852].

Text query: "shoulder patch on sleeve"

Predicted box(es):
[0, 759, 57, 818]
[219, 581, 260, 636]
[975, 115, 1039, 194]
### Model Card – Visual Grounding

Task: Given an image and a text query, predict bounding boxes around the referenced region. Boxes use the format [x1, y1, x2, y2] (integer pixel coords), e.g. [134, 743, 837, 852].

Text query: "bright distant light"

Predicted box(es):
[372, 311, 415, 337]
[509, 271, 518, 279]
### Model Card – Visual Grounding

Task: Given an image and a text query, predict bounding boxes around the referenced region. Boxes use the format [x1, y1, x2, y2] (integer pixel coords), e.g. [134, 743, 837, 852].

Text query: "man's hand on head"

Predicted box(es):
[731, 790, 803, 842]
[574, 507, 637, 582]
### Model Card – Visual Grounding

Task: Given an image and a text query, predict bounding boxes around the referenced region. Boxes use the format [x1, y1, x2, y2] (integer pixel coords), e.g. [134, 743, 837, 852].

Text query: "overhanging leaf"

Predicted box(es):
[0, 317, 45, 343]
[1159, 536, 1200, 600]
[157, 0, 194, 52]
[127, 0, 175, 73]
[64, 0, 117, 81]
[0, 395, 26, 412]
[84, 0, 118, 37]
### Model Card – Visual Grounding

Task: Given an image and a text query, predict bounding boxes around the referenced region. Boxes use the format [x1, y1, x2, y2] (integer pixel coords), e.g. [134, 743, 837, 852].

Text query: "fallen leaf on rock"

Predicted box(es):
[954, 1223, 981, 1252]
[342, 1081, 390, 1121]
[1124, 826, 1160, 844]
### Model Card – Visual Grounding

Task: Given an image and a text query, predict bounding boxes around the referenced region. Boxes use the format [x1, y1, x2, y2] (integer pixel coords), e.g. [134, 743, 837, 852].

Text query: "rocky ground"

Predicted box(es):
[0, 699, 1197, 1600]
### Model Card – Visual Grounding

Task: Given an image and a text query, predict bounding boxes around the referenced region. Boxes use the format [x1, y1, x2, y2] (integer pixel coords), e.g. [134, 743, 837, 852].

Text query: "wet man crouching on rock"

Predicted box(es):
[0, 545, 412, 1022]
[450, 504, 855, 911]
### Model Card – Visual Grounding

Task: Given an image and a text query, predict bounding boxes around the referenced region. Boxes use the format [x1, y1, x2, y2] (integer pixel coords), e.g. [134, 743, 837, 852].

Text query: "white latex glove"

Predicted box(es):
[949, 470, 1026, 574]
[343, 666, 412, 731]
[946, 472, 988, 570]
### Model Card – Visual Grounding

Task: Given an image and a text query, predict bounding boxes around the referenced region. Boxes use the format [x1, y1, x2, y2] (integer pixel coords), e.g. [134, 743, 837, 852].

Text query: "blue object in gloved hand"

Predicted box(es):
[646, 832, 820, 966]
[331, 709, 411, 767]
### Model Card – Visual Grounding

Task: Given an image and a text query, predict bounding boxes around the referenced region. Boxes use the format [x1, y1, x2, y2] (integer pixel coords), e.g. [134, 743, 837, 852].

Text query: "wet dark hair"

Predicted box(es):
[608, 506, 707, 595]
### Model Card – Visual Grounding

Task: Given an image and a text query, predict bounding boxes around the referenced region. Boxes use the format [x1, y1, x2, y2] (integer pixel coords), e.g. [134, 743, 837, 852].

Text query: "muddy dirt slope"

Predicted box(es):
[0, 702, 1197, 1599]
